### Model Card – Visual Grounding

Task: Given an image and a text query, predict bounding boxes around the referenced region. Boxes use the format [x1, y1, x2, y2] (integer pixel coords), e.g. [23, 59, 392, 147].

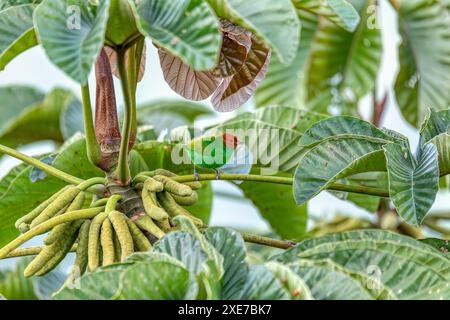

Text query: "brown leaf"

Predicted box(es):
[212, 36, 271, 112]
[212, 19, 252, 78]
[158, 49, 220, 101]
[105, 43, 147, 82]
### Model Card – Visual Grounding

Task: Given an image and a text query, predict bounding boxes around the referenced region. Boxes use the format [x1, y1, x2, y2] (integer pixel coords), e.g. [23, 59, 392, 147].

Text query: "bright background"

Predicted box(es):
[0, 2, 447, 270]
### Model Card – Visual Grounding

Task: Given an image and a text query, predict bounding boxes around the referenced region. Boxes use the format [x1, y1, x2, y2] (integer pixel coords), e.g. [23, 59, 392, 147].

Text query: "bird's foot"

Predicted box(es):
[215, 170, 221, 180]
[194, 171, 199, 181]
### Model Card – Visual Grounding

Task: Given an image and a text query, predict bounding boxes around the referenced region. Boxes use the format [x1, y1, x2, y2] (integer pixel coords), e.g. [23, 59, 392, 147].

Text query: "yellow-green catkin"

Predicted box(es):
[156, 219, 172, 233]
[74, 220, 91, 275]
[133, 215, 165, 239]
[145, 169, 202, 190]
[113, 232, 121, 262]
[24, 221, 82, 277]
[65, 220, 90, 285]
[100, 218, 115, 266]
[157, 192, 204, 226]
[143, 177, 164, 193]
[142, 188, 168, 221]
[108, 211, 134, 261]
[88, 211, 108, 271]
[170, 192, 198, 206]
[30, 186, 81, 228]
[126, 219, 152, 251]
[15, 186, 70, 229]
[44, 192, 86, 245]
[153, 175, 193, 197]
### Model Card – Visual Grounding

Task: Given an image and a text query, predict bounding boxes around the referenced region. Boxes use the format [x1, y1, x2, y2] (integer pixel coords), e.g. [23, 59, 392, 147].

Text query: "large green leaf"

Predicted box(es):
[277, 230, 450, 299]
[419, 109, 450, 175]
[294, 137, 389, 205]
[34, 0, 110, 83]
[154, 231, 208, 275]
[384, 142, 440, 226]
[292, 0, 360, 31]
[0, 85, 45, 136]
[137, 99, 213, 133]
[206, 0, 300, 64]
[204, 227, 248, 300]
[254, 10, 317, 108]
[306, 0, 382, 113]
[0, 2, 38, 70]
[132, 0, 221, 70]
[53, 265, 126, 300]
[239, 181, 307, 240]
[0, 88, 78, 147]
[0, 137, 102, 248]
[394, 0, 450, 127]
[298, 116, 403, 147]
[118, 261, 198, 300]
[238, 265, 289, 300]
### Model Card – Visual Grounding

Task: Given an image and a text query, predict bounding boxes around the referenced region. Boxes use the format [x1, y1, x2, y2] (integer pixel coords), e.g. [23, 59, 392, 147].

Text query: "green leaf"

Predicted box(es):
[265, 261, 313, 300]
[0, 2, 38, 70]
[0, 258, 37, 300]
[384, 142, 440, 226]
[0, 88, 77, 147]
[294, 137, 389, 206]
[154, 231, 208, 275]
[119, 261, 198, 300]
[420, 238, 450, 256]
[254, 10, 317, 108]
[298, 116, 404, 147]
[292, 0, 360, 31]
[394, 0, 450, 127]
[132, 0, 221, 70]
[204, 227, 248, 300]
[206, 0, 300, 64]
[137, 99, 213, 133]
[419, 109, 450, 175]
[53, 265, 125, 300]
[34, 0, 110, 83]
[0, 85, 45, 140]
[239, 181, 307, 239]
[60, 96, 84, 140]
[306, 0, 382, 112]
[288, 259, 379, 300]
[238, 265, 289, 300]
[105, 0, 140, 46]
[277, 230, 450, 299]
[129, 149, 149, 177]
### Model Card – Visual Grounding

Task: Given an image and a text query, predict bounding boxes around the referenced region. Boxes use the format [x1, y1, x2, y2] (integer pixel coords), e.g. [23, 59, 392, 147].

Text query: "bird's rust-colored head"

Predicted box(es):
[222, 133, 238, 149]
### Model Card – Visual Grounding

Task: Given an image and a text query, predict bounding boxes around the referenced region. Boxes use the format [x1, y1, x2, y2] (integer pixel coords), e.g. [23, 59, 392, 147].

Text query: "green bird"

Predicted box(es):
[186, 133, 251, 180]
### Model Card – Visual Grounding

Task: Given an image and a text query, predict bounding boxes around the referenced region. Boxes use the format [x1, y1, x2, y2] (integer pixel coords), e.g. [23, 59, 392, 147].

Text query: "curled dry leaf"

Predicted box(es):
[212, 20, 252, 78]
[104, 44, 147, 82]
[212, 36, 271, 112]
[158, 49, 220, 101]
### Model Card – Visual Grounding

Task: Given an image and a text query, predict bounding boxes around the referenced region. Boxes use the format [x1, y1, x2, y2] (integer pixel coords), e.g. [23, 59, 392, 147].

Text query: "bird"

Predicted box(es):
[186, 132, 252, 181]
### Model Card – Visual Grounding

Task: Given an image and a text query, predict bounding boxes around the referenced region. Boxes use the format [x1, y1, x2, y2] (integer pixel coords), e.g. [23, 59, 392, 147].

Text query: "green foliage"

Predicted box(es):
[53, 226, 449, 300]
